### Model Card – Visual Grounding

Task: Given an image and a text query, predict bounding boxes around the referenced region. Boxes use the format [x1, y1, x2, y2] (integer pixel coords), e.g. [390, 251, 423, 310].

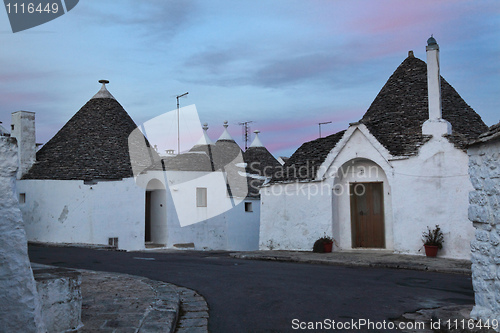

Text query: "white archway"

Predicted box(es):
[331, 158, 393, 250]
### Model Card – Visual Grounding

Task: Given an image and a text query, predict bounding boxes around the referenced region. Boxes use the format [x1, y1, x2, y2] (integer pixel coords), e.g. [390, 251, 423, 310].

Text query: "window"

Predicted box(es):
[196, 187, 207, 207]
[245, 202, 253, 212]
[108, 237, 119, 248]
[19, 193, 26, 204]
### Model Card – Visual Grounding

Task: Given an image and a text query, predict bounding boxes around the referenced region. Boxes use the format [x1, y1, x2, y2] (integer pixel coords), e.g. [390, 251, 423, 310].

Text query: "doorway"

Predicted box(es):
[350, 182, 385, 248]
[145, 179, 167, 247]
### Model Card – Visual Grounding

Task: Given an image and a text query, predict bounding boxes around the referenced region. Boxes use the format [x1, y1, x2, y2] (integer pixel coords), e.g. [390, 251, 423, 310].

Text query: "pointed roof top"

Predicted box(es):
[217, 120, 235, 141]
[194, 122, 214, 146]
[360, 54, 487, 155]
[249, 130, 264, 148]
[91, 80, 116, 100]
[23, 81, 141, 180]
[244, 131, 280, 179]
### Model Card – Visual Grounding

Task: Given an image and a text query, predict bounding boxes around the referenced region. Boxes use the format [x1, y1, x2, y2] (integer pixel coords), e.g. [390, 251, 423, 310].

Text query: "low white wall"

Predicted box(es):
[0, 136, 45, 332]
[18, 178, 145, 251]
[260, 181, 333, 250]
[468, 137, 500, 326]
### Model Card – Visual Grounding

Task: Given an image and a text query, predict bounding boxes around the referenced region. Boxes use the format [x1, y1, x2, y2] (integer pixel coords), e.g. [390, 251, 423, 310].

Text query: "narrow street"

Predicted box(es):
[29, 245, 474, 332]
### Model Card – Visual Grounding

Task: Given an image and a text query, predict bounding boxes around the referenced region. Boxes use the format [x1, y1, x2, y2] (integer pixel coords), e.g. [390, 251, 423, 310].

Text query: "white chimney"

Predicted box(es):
[11, 111, 36, 179]
[422, 36, 452, 136]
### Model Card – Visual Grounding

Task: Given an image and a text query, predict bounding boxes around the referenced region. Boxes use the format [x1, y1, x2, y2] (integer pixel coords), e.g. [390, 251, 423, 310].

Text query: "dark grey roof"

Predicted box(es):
[271, 130, 346, 183]
[360, 55, 487, 155]
[244, 146, 280, 177]
[243, 146, 281, 196]
[269, 53, 487, 183]
[214, 139, 243, 169]
[23, 97, 143, 180]
[469, 122, 500, 146]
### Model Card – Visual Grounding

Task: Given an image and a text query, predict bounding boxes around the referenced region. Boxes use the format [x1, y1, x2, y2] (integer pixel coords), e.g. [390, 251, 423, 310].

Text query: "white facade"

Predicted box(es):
[136, 170, 260, 251]
[18, 169, 260, 252]
[18, 178, 146, 251]
[260, 124, 474, 259]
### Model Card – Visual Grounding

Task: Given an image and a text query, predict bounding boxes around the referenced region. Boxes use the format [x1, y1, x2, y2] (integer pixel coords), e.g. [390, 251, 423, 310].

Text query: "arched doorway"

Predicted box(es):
[332, 158, 393, 250]
[145, 179, 167, 247]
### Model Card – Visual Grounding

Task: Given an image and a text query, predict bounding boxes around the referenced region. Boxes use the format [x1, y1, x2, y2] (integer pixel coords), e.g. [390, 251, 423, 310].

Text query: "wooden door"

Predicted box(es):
[350, 182, 385, 248]
[145, 191, 152, 242]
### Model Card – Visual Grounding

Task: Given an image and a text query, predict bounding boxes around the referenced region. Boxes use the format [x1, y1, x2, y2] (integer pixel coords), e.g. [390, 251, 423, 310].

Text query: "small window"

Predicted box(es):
[245, 202, 253, 212]
[196, 188, 207, 207]
[108, 237, 119, 248]
[19, 193, 26, 204]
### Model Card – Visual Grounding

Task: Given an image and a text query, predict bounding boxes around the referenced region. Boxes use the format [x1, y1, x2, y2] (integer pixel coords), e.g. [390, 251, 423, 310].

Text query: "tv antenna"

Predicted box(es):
[318, 121, 332, 138]
[176, 92, 188, 154]
[238, 120, 254, 150]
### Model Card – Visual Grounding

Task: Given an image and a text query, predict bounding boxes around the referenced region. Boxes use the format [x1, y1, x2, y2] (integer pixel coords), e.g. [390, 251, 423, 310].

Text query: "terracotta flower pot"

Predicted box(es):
[424, 245, 439, 257]
[323, 242, 333, 253]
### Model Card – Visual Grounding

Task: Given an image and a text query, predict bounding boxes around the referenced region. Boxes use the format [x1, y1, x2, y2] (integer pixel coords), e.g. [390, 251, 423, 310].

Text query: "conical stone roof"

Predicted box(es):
[23, 83, 142, 180]
[360, 54, 487, 156]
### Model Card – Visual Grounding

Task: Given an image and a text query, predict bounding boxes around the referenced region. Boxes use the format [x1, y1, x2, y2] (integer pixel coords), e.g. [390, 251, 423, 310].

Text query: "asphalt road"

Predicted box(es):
[28, 245, 474, 332]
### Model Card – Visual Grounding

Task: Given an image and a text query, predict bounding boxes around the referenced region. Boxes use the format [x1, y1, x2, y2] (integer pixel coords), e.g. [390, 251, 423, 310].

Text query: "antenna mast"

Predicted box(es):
[318, 121, 332, 138]
[238, 120, 254, 150]
[176, 92, 188, 154]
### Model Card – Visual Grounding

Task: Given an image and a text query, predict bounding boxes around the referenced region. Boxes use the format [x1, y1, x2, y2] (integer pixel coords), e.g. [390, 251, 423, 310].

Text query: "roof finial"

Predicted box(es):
[408, 50, 414, 58]
[217, 120, 235, 141]
[91, 79, 115, 100]
[249, 130, 264, 148]
[202, 122, 209, 131]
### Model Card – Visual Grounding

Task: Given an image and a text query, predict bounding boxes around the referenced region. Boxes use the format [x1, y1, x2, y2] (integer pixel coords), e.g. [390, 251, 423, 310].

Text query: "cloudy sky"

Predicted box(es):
[1, 0, 499, 157]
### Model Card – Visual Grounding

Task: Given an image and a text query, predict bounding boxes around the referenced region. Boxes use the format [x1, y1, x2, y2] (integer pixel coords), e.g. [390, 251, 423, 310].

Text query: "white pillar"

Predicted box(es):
[11, 111, 36, 179]
[426, 37, 442, 120]
[422, 37, 452, 136]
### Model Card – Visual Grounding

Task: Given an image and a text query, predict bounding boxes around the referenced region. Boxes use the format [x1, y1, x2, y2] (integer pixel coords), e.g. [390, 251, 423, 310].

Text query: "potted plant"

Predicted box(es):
[313, 234, 334, 253]
[422, 225, 444, 257]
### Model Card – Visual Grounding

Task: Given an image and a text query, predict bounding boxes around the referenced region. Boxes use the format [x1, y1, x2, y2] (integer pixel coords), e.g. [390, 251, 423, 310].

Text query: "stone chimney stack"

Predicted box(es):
[10, 111, 36, 179]
[422, 36, 452, 136]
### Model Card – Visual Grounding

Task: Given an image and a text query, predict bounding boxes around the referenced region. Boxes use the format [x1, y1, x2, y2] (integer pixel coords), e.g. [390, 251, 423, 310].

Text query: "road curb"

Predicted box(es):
[229, 252, 472, 275]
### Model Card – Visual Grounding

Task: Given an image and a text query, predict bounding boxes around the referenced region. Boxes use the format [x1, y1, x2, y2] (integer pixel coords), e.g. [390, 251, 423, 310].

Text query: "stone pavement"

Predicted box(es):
[229, 250, 471, 275]
[76, 269, 208, 333]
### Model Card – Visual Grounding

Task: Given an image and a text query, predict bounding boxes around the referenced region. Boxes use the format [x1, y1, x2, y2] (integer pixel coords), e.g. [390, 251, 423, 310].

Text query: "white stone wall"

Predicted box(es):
[11, 111, 36, 179]
[0, 136, 45, 332]
[18, 178, 145, 251]
[259, 181, 334, 250]
[390, 136, 473, 259]
[137, 170, 260, 251]
[468, 138, 500, 325]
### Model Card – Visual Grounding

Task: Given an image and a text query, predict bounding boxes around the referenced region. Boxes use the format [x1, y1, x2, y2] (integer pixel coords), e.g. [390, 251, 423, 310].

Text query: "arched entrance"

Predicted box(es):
[145, 179, 167, 247]
[332, 158, 393, 250]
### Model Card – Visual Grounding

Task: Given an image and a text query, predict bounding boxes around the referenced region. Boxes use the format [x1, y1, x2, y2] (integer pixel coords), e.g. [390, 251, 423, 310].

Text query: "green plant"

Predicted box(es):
[313, 234, 334, 253]
[422, 225, 444, 249]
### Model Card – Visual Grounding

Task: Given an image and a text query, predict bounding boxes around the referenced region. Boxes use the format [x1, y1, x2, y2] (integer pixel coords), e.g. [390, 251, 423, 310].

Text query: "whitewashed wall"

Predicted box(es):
[259, 181, 333, 250]
[468, 137, 500, 326]
[0, 136, 45, 332]
[390, 136, 473, 259]
[137, 170, 260, 250]
[18, 178, 145, 251]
